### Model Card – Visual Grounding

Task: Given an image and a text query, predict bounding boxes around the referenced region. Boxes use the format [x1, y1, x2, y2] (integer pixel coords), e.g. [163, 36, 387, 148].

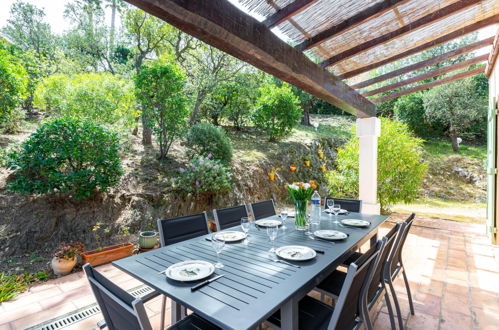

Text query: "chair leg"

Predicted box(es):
[387, 279, 404, 330]
[160, 296, 166, 330]
[320, 292, 325, 302]
[401, 266, 415, 315]
[384, 293, 396, 330]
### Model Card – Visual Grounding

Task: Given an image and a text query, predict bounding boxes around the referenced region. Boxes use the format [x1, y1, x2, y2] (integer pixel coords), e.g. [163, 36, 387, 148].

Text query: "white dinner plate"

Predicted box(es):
[255, 219, 282, 227]
[314, 230, 348, 241]
[165, 260, 215, 282]
[341, 219, 371, 227]
[214, 231, 247, 242]
[275, 245, 316, 261]
[324, 209, 348, 214]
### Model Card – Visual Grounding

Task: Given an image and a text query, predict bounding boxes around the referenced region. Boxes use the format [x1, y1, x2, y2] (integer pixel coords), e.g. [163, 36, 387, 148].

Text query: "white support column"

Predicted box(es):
[356, 117, 381, 215]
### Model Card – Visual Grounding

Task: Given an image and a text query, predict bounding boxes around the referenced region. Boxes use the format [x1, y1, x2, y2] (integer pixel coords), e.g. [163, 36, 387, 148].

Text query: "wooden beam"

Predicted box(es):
[338, 14, 499, 79]
[296, 0, 409, 52]
[485, 27, 499, 77]
[320, 0, 480, 68]
[371, 66, 485, 103]
[124, 0, 375, 117]
[352, 37, 494, 89]
[363, 54, 488, 97]
[263, 0, 318, 29]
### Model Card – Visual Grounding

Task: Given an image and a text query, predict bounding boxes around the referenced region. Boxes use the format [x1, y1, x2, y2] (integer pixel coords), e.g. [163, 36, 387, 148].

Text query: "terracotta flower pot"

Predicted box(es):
[320, 165, 327, 172]
[51, 257, 77, 276]
[138, 231, 158, 249]
[268, 173, 275, 181]
[304, 160, 311, 167]
[81, 243, 134, 267]
[289, 165, 297, 172]
[318, 151, 324, 159]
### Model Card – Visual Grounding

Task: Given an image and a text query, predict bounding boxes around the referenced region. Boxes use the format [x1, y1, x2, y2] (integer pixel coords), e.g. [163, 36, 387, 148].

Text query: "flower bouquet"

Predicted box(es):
[287, 180, 317, 230]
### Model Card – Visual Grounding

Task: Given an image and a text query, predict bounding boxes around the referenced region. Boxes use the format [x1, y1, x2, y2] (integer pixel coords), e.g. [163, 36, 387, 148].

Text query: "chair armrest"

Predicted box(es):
[141, 290, 161, 302]
[97, 319, 107, 329]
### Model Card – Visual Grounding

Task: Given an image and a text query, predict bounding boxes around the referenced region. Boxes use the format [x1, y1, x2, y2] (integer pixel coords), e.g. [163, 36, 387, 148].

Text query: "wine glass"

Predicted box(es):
[241, 217, 250, 245]
[279, 211, 288, 230]
[211, 233, 225, 268]
[267, 226, 278, 253]
[333, 203, 341, 225]
[326, 199, 334, 215]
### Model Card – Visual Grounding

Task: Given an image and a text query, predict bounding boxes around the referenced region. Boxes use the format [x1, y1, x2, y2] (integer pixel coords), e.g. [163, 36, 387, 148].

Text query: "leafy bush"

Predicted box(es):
[186, 123, 233, 164]
[326, 118, 427, 212]
[172, 156, 232, 197]
[34, 72, 137, 129]
[134, 60, 188, 160]
[7, 118, 123, 199]
[0, 41, 28, 132]
[252, 83, 301, 141]
[0, 272, 49, 302]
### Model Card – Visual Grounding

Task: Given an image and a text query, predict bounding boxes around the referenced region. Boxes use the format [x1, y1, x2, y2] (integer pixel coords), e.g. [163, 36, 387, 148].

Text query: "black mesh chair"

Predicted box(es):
[156, 212, 210, 327]
[316, 223, 401, 330]
[157, 212, 210, 246]
[267, 239, 385, 330]
[84, 264, 219, 330]
[249, 200, 276, 220]
[324, 197, 362, 213]
[213, 205, 248, 231]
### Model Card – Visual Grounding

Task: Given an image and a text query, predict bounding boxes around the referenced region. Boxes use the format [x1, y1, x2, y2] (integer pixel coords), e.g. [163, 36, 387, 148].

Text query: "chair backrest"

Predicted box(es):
[328, 239, 385, 330]
[367, 223, 400, 302]
[387, 213, 415, 276]
[324, 197, 362, 213]
[83, 264, 151, 330]
[213, 205, 248, 231]
[249, 200, 276, 220]
[157, 212, 210, 246]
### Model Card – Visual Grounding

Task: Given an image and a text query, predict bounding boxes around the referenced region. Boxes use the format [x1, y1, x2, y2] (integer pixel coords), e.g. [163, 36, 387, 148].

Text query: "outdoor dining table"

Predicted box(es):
[113, 211, 388, 330]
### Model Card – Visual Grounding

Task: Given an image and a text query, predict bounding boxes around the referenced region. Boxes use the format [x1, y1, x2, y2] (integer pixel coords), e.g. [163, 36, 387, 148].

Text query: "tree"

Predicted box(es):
[423, 76, 487, 152]
[134, 61, 189, 160]
[326, 118, 428, 213]
[252, 83, 302, 141]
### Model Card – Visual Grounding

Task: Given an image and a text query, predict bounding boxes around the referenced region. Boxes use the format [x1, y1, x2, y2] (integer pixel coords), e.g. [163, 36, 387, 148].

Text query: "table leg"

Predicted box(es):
[171, 300, 182, 323]
[281, 298, 298, 330]
[370, 230, 378, 247]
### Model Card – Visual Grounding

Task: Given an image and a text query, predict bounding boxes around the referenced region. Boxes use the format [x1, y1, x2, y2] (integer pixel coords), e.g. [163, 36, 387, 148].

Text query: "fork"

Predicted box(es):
[268, 255, 301, 268]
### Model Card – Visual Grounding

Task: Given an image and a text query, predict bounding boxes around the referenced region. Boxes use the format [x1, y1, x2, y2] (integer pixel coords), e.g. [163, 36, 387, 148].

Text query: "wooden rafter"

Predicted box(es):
[352, 37, 494, 89]
[263, 0, 318, 29]
[296, 0, 410, 52]
[320, 0, 481, 68]
[124, 0, 375, 117]
[362, 54, 488, 97]
[485, 27, 499, 77]
[338, 14, 499, 79]
[371, 66, 485, 103]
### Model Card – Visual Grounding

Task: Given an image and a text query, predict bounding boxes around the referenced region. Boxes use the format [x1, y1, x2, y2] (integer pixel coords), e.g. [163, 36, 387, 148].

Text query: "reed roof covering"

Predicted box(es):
[235, 0, 499, 78]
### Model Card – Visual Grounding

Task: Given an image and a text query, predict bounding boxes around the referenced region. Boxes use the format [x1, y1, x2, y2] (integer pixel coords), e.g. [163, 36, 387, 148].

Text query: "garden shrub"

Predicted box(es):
[172, 156, 232, 197]
[326, 118, 427, 212]
[186, 123, 233, 164]
[0, 41, 28, 132]
[0, 272, 49, 303]
[34, 72, 137, 129]
[7, 118, 123, 199]
[252, 83, 301, 141]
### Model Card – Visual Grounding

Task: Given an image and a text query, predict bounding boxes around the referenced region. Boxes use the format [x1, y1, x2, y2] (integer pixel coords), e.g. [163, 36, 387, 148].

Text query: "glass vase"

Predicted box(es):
[294, 198, 308, 230]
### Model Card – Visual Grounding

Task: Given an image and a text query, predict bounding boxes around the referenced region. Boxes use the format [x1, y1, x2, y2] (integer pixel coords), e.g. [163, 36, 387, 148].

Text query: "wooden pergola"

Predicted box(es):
[124, 0, 499, 239]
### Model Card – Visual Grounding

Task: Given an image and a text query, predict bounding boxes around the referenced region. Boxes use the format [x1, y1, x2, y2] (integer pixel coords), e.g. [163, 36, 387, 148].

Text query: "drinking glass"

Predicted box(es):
[279, 211, 288, 230]
[326, 199, 334, 215]
[241, 217, 250, 245]
[267, 226, 278, 253]
[211, 233, 225, 268]
[305, 215, 313, 236]
[333, 203, 341, 225]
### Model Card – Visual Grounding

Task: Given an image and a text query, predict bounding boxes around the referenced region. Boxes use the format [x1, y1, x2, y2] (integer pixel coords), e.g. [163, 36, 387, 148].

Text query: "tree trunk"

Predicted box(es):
[300, 99, 313, 126]
[142, 114, 152, 145]
[450, 130, 459, 152]
[109, 0, 116, 58]
[189, 91, 206, 126]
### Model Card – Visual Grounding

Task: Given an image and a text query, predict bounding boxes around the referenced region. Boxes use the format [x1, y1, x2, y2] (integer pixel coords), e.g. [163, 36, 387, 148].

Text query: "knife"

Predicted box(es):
[191, 274, 225, 292]
[314, 249, 325, 254]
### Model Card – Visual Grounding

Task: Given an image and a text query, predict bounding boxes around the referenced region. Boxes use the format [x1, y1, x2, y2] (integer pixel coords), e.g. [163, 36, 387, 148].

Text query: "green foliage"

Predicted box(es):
[0, 271, 50, 303]
[326, 118, 428, 212]
[186, 123, 233, 164]
[0, 41, 28, 132]
[423, 76, 487, 151]
[34, 72, 137, 129]
[173, 156, 232, 197]
[7, 118, 123, 199]
[252, 83, 302, 141]
[134, 60, 188, 159]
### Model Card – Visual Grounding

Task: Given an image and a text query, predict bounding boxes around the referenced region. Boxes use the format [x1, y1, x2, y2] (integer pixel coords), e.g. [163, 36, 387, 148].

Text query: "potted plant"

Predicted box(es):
[320, 164, 327, 172]
[287, 181, 317, 230]
[268, 167, 279, 181]
[82, 223, 134, 266]
[317, 144, 325, 159]
[303, 156, 311, 167]
[139, 231, 159, 250]
[289, 165, 297, 172]
[51, 241, 84, 276]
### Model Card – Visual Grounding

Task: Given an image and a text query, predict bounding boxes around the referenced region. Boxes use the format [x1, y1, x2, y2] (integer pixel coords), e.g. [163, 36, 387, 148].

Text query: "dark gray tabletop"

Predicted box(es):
[113, 212, 388, 330]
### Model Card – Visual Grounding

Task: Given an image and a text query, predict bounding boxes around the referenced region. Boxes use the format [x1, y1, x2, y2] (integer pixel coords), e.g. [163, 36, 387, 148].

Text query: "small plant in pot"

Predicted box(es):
[139, 230, 159, 250]
[81, 223, 134, 266]
[51, 241, 84, 276]
[268, 167, 279, 181]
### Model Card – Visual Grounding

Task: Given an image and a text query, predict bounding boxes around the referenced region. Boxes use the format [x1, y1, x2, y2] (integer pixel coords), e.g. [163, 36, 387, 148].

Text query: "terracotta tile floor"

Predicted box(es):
[1, 215, 498, 330]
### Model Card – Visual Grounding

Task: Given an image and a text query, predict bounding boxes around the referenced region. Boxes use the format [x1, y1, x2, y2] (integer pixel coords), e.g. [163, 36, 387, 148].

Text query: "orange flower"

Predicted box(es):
[312, 184, 317, 190]
[309, 180, 315, 185]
